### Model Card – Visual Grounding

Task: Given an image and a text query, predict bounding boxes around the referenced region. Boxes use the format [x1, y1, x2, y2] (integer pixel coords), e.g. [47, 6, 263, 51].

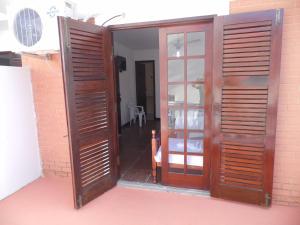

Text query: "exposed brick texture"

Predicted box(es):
[230, 0, 300, 206]
[22, 53, 71, 178]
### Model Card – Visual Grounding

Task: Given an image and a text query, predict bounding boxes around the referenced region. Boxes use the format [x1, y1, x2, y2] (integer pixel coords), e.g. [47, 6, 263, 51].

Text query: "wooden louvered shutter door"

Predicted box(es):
[58, 17, 117, 208]
[211, 9, 283, 206]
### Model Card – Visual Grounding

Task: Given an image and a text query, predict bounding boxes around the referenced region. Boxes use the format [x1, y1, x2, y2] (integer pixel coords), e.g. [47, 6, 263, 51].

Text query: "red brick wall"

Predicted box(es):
[230, 0, 300, 206]
[22, 53, 71, 178]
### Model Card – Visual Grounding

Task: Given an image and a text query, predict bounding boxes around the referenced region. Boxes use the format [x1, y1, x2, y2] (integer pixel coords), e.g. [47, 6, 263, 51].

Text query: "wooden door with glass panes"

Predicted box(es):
[159, 23, 212, 189]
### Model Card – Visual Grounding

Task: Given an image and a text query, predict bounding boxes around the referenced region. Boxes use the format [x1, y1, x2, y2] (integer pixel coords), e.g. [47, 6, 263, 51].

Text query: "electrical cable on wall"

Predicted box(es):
[83, 13, 125, 27]
[101, 13, 126, 26]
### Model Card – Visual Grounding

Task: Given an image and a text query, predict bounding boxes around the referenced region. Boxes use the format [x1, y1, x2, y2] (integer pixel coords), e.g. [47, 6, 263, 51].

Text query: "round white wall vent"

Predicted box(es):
[13, 8, 43, 47]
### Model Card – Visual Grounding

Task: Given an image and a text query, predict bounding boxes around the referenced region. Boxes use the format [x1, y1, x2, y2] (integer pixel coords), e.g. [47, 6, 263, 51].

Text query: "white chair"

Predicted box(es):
[128, 105, 138, 126]
[128, 105, 146, 127]
[136, 106, 146, 127]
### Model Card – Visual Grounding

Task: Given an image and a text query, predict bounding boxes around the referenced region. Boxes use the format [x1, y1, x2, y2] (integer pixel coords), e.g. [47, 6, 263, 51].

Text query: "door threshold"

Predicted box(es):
[117, 180, 210, 197]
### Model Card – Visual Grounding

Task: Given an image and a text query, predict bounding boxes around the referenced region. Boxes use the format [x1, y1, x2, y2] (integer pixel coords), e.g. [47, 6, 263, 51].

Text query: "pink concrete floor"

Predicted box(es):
[0, 177, 299, 225]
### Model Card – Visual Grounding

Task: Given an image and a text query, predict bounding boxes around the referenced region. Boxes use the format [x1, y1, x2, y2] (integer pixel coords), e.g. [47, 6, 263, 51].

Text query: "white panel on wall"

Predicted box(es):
[0, 66, 41, 200]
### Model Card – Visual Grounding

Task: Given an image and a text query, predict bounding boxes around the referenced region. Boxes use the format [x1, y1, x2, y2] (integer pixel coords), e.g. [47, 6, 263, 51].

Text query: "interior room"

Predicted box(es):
[112, 28, 160, 183]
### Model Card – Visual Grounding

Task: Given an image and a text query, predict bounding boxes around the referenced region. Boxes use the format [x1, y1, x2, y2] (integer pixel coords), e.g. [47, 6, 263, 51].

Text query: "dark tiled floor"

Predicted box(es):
[119, 120, 160, 183]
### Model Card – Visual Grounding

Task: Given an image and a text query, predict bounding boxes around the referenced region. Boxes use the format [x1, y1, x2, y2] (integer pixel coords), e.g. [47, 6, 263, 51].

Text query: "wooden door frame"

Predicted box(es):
[113, 56, 122, 134]
[108, 15, 215, 30]
[109, 15, 215, 190]
[135, 60, 156, 119]
[159, 23, 213, 189]
[108, 14, 217, 190]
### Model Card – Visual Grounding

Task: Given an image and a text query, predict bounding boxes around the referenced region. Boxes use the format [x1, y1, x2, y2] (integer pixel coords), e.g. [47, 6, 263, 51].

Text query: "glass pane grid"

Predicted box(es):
[166, 30, 206, 176]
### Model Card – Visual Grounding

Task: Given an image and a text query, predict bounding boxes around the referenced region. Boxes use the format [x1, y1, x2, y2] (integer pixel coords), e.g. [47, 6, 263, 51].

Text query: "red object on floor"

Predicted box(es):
[0, 177, 299, 225]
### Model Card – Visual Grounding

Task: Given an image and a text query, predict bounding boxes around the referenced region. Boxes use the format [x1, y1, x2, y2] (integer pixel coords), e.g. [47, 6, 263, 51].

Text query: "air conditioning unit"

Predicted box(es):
[6, 0, 77, 53]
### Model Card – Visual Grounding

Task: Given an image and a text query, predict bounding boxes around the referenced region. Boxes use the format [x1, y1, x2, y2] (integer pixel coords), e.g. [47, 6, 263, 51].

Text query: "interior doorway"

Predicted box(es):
[112, 27, 160, 183]
[112, 22, 213, 188]
[135, 60, 156, 120]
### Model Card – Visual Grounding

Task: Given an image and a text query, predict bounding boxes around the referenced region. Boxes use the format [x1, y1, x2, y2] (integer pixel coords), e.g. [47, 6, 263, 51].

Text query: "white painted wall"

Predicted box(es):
[114, 42, 136, 125]
[133, 49, 160, 118]
[0, 66, 41, 200]
[74, 0, 230, 25]
[0, 0, 229, 52]
[114, 41, 161, 124]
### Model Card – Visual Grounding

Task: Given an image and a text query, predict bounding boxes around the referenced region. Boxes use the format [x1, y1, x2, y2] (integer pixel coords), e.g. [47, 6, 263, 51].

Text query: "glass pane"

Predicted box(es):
[168, 33, 184, 57]
[187, 132, 204, 153]
[187, 32, 205, 56]
[187, 58, 204, 81]
[187, 109, 204, 130]
[168, 84, 184, 106]
[187, 84, 204, 106]
[168, 108, 184, 129]
[168, 59, 184, 82]
[187, 132, 204, 175]
[168, 131, 184, 152]
[168, 131, 184, 173]
[186, 155, 203, 175]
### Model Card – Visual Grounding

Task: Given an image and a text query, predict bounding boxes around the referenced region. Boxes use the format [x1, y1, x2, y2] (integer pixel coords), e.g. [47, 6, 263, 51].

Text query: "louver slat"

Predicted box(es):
[221, 87, 268, 135]
[211, 9, 283, 206]
[58, 17, 117, 209]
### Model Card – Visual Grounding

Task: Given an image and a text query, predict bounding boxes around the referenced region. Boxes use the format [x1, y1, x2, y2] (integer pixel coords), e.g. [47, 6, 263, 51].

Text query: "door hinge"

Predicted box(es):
[275, 9, 281, 25]
[77, 194, 83, 208]
[265, 193, 271, 207]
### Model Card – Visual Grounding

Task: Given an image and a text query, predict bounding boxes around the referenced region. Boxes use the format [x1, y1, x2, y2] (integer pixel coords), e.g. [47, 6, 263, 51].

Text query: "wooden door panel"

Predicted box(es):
[211, 9, 283, 206]
[58, 17, 117, 208]
[159, 23, 213, 189]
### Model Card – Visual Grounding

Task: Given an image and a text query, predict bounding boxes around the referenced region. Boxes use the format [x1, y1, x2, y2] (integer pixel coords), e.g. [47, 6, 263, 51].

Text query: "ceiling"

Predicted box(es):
[113, 28, 159, 50]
